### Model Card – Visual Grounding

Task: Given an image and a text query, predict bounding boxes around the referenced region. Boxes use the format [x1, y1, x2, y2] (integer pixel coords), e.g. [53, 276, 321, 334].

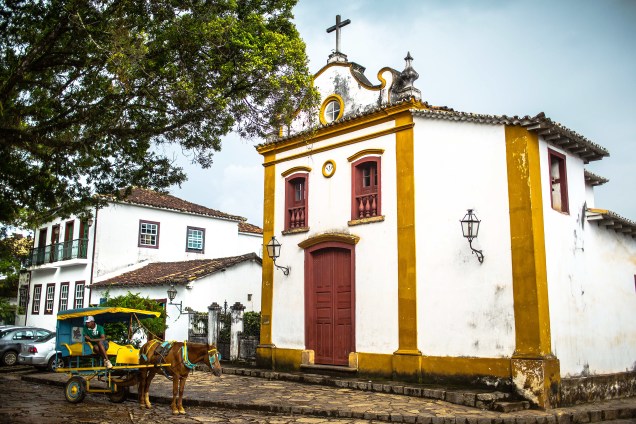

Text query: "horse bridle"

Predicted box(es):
[207, 347, 221, 369]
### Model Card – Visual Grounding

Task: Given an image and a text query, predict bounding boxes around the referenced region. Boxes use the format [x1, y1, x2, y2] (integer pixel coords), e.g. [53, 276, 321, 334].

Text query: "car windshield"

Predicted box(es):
[38, 332, 56, 342]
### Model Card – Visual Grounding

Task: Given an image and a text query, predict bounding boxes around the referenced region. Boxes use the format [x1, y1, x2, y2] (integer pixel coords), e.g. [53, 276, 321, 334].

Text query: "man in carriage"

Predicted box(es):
[83, 316, 113, 369]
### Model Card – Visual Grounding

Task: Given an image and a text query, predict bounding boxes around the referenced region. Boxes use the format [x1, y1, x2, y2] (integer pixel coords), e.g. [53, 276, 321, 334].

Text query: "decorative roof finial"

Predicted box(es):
[394, 51, 421, 101]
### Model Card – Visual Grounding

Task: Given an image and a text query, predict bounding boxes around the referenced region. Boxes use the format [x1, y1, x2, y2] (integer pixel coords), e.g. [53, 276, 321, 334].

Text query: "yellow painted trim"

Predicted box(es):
[263, 123, 414, 168]
[422, 356, 511, 378]
[319, 94, 345, 125]
[281, 166, 311, 178]
[587, 208, 609, 214]
[504, 126, 552, 357]
[260, 153, 276, 346]
[257, 99, 425, 156]
[347, 149, 385, 163]
[395, 112, 419, 353]
[298, 232, 360, 250]
[321, 159, 336, 178]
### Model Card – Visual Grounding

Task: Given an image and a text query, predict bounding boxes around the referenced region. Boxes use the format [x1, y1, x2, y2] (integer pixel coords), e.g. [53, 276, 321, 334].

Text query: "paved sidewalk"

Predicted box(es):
[23, 365, 636, 424]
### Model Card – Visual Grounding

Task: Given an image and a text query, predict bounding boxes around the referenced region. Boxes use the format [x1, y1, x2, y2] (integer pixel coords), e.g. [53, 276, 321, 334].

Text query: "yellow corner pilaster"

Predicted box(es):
[504, 125, 552, 358]
[260, 154, 276, 348]
[395, 112, 419, 354]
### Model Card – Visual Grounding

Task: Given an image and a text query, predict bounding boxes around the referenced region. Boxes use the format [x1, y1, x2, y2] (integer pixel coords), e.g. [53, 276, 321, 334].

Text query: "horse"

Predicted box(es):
[138, 340, 222, 415]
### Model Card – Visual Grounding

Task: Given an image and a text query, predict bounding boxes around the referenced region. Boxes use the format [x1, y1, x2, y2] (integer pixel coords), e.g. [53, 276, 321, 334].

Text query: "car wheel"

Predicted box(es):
[48, 355, 65, 371]
[2, 350, 18, 366]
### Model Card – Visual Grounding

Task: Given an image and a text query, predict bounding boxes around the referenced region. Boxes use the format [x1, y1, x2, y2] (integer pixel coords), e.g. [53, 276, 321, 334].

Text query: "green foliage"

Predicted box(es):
[219, 311, 231, 343]
[0, 297, 15, 325]
[0, 227, 31, 298]
[243, 311, 261, 338]
[101, 291, 166, 348]
[0, 0, 317, 228]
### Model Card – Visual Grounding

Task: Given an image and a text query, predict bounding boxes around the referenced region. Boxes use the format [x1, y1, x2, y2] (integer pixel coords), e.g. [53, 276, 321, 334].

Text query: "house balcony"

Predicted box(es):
[23, 238, 89, 269]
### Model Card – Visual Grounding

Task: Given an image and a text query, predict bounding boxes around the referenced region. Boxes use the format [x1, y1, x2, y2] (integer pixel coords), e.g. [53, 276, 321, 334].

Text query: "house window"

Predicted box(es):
[32, 285, 42, 314]
[549, 149, 569, 213]
[44, 284, 55, 314]
[139, 220, 160, 248]
[186, 227, 205, 253]
[351, 157, 381, 219]
[285, 174, 308, 230]
[18, 286, 28, 311]
[74, 281, 85, 309]
[59, 282, 69, 312]
[319, 94, 344, 125]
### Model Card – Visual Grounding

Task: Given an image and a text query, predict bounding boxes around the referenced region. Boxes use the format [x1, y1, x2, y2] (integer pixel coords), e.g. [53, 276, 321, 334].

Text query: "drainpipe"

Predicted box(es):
[88, 207, 99, 306]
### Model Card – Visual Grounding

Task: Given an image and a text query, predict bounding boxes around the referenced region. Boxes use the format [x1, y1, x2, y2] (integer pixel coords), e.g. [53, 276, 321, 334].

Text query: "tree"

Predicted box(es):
[0, 227, 31, 297]
[101, 291, 166, 348]
[0, 0, 317, 228]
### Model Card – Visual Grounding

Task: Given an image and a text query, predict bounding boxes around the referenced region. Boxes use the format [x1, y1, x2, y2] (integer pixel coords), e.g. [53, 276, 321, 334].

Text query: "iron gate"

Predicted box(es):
[188, 312, 208, 344]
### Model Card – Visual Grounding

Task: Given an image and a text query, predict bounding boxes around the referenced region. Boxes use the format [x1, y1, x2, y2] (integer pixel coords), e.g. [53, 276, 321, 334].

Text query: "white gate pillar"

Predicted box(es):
[230, 302, 246, 361]
[207, 302, 222, 346]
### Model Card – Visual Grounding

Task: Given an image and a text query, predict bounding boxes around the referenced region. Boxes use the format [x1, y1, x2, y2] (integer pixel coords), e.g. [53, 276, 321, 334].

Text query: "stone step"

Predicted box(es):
[493, 401, 531, 413]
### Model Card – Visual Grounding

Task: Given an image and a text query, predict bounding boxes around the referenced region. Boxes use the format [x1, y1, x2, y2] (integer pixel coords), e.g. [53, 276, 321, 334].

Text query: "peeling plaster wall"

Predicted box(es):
[413, 119, 516, 358]
[270, 121, 400, 353]
[288, 65, 395, 136]
[541, 141, 636, 377]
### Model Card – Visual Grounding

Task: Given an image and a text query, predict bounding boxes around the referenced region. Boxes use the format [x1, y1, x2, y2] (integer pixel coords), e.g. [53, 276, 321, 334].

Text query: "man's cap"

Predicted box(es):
[86, 316, 95, 322]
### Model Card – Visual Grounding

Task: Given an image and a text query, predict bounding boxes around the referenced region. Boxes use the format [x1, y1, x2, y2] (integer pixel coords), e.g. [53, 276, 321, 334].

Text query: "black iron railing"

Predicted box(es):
[24, 238, 89, 267]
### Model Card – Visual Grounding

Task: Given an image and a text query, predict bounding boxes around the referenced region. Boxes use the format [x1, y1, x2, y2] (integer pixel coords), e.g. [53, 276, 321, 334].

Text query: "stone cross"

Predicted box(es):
[326, 14, 351, 54]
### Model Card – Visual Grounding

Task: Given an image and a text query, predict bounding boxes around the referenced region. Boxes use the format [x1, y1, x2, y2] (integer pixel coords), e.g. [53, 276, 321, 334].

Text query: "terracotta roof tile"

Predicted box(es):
[112, 188, 245, 221]
[92, 253, 261, 288]
[239, 222, 263, 235]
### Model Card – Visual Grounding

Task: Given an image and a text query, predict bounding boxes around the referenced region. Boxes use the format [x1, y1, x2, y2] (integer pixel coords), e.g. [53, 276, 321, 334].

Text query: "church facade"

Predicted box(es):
[255, 37, 636, 408]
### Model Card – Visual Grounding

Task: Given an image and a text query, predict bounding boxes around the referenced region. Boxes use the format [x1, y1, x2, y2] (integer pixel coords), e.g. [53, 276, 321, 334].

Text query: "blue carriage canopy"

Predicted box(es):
[57, 307, 160, 323]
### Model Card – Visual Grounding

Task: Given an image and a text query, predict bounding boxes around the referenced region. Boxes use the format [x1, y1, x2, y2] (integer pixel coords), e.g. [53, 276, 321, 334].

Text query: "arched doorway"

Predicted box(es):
[304, 239, 355, 366]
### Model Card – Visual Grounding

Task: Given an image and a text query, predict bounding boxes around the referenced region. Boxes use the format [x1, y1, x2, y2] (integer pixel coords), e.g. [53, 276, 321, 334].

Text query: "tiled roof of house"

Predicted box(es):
[239, 222, 263, 235]
[584, 170, 609, 186]
[92, 253, 261, 288]
[111, 187, 245, 222]
[259, 100, 609, 164]
[587, 208, 636, 239]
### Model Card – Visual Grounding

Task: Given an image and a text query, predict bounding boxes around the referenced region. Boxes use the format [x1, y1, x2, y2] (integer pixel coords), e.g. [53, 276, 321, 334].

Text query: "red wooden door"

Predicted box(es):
[306, 244, 354, 366]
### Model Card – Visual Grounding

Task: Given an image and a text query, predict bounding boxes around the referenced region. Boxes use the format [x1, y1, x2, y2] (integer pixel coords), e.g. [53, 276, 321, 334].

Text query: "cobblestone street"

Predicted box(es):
[0, 370, 364, 424]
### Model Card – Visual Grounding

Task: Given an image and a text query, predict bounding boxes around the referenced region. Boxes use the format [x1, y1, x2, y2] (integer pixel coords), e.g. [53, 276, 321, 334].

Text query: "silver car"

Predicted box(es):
[18, 332, 65, 371]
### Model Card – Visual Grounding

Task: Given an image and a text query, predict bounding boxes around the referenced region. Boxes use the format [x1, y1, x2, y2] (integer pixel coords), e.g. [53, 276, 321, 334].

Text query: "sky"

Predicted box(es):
[169, 0, 635, 228]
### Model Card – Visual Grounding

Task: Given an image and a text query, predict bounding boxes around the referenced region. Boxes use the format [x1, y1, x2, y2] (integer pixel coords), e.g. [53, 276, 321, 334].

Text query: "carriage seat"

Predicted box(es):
[107, 342, 139, 365]
[61, 341, 94, 357]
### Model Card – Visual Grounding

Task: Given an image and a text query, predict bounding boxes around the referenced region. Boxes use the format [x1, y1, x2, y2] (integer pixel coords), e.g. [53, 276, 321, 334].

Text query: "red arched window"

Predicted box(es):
[351, 156, 381, 220]
[285, 173, 308, 230]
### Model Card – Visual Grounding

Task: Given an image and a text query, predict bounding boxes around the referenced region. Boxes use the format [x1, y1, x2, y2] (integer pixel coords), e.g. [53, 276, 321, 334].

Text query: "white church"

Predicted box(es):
[255, 16, 636, 409]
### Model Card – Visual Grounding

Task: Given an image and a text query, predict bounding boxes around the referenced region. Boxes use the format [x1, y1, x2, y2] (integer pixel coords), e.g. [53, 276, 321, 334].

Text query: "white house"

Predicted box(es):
[255, 48, 636, 408]
[17, 188, 263, 340]
[90, 252, 262, 341]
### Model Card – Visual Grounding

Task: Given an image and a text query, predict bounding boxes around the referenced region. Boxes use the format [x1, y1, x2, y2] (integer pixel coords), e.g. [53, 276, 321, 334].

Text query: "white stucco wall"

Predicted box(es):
[270, 120, 400, 353]
[413, 119, 516, 358]
[20, 215, 96, 331]
[541, 142, 636, 376]
[91, 260, 262, 341]
[93, 202, 242, 277]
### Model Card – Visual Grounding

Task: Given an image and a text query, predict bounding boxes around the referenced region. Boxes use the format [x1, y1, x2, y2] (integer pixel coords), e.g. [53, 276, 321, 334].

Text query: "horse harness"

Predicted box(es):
[141, 340, 220, 381]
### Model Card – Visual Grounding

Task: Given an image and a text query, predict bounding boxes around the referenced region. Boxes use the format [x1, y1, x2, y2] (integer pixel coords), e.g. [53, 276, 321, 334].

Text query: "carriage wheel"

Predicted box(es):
[107, 385, 129, 403]
[64, 376, 86, 404]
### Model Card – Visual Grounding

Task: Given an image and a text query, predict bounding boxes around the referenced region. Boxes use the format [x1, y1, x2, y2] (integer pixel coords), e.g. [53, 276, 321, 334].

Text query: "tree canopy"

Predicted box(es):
[0, 0, 316, 228]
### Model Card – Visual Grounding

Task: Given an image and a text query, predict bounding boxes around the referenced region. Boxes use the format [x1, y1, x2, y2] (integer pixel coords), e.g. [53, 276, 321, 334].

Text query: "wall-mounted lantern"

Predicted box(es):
[266, 236, 290, 276]
[460, 209, 484, 264]
[167, 283, 186, 316]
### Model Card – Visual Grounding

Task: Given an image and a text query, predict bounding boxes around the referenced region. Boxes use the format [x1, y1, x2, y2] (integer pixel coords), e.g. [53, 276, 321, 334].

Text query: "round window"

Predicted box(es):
[324, 100, 341, 123]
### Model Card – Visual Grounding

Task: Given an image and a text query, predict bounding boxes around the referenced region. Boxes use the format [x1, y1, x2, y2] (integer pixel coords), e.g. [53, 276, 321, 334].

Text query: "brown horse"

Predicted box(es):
[138, 340, 222, 414]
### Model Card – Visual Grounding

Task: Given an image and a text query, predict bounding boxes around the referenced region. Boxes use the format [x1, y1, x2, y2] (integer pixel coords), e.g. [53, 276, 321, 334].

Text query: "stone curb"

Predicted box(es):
[21, 373, 636, 424]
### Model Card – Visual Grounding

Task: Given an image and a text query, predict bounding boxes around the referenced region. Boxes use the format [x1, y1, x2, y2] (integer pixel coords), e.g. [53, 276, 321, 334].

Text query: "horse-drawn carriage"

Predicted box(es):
[55, 306, 222, 414]
[55, 306, 166, 404]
